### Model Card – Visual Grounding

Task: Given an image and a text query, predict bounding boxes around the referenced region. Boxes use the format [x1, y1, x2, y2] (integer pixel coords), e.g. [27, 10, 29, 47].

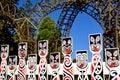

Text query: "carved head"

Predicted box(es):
[28, 54, 37, 71]
[18, 42, 27, 58]
[38, 40, 48, 57]
[105, 48, 119, 69]
[89, 33, 102, 53]
[8, 56, 17, 70]
[76, 50, 88, 69]
[1, 44, 9, 59]
[50, 52, 60, 69]
[62, 37, 73, 56]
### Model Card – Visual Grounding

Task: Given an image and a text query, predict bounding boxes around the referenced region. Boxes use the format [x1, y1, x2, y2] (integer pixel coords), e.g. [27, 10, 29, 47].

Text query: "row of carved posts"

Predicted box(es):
[0, 33, 119, 80]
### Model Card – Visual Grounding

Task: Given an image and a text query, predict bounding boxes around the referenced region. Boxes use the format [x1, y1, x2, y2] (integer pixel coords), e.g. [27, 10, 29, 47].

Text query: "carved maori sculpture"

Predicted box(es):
[28, 54, 37, 80]
[62, 37, 74, 80]
[105, 48, 119, 80]
[38, 40, 48, 80]
[8, 56, 17, 80]
[50, 52, 60, 80]
[17, 42, 27, 80]
[0, 44, 9, 80]
[89, 33, 104, 80]
[76, 50, 88, 80]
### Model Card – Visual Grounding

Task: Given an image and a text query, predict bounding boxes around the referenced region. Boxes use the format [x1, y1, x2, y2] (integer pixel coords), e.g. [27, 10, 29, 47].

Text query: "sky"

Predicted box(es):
[18, 0, 104, 62]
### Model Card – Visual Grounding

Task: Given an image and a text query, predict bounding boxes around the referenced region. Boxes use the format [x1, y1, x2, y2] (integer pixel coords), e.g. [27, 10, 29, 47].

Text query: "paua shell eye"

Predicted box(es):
[90, 36, 95, 42]
[63, 40, 66, 45]
[19, 45, 21, 49]
[96, 36, 100, 42]
[68, 39, 71, 44]
[55, 55, 59, 59]
[23, 45, 26, 49]
[50, 55, 54, 60]
[39, 43, 42, 48]
[107, 51, 112, 57]
[113, 50, 118, 57]
[43, 42, 46, 48]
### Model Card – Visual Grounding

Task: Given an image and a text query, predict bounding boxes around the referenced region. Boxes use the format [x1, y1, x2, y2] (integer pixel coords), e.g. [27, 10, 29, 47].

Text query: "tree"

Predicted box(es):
[37, 16, 64, 63]
[0, 0, 19, 55]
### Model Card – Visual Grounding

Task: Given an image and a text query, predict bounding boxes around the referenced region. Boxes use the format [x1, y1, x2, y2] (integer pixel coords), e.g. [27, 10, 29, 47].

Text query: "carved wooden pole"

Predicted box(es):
[62, 37, 74, 80]
[17, 42, 27, 80]
[50, 52, 60, 80]
[38, 40, 48, 80]
[76, 50, 88, 80]
[8, 56, 17, 80]
[28, 54, 37, 80]
[0, 44, 9, 80]
[105, 48, 119, 80]
[89, 33, 104, 80]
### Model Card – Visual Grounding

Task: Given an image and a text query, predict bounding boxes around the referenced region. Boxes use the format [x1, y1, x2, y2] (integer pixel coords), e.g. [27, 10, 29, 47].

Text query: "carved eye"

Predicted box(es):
[5, 47, 7, 51]
[1, 47, 4, 51]
[90, 36, 95, 42]
[13, 57, 16, 62]
[39, 43, 42, 48]
[96, 36, 100, 42]
[19, 45, 22, 49]
[43, 42, 46, 48]
[107, 51, 112, 57]
[9, 58, 12, 62]
[77, 54, 82, 61]
[83, 53, 87, 58]
[23, 45, 26, 49]
[68, 39, 71, 44]
[113, 50, 118, 57]
[63, 40, 66, 46]
[55, 55, 59, 59]
[50, 55, 54, 60]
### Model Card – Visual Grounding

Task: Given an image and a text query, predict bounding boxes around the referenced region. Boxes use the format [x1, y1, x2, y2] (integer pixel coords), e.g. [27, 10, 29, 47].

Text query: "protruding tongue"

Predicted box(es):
[9, 66, 14, 70]
[93, 46, 99, 52]
[65, 49, 71, 54]
[29, 65, 33, 69]
[79, 64, 84, 68]
[52, 64, 57, 69]
[2, 54, 6, 58]
[110, 62, 116, 68]
[20, 52, 25, 57]
[41, 51, 45, 56]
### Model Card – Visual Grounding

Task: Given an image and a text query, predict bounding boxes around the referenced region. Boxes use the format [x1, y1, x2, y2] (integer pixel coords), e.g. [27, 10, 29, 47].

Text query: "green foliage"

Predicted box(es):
[12, 33, 19, 43]
[0, 23, 18, 55]
[37, 16, 64, 62]
[37, 16, 60, 40]
[0, 0, 19, 55]
[73, 58, 76, 63]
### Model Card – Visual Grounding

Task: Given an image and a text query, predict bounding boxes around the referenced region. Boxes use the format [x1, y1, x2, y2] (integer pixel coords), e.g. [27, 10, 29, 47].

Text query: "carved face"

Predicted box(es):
[106, 48, 119, 68]
[50, 52, 60, 69]
[62, 37, 72, 56]
[18, 42, 27, 58]
[89, 34, 102, 53]
[8, 56, 17, 70]
[76, 50, 88, 69]
[28, 54, 37, 70]
[1, 44, 9, 59]
[38, 40, 48, 57]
